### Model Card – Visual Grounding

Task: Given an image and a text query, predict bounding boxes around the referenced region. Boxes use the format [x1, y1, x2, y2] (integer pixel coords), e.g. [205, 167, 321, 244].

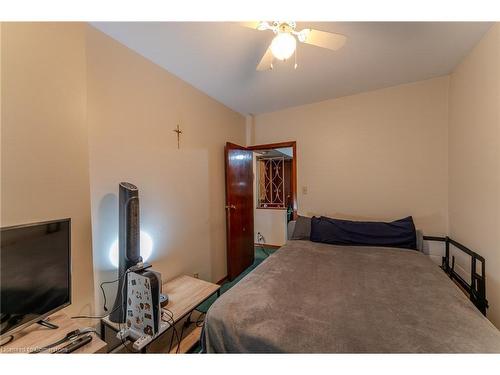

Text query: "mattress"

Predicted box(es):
[202, 240, 500, 353]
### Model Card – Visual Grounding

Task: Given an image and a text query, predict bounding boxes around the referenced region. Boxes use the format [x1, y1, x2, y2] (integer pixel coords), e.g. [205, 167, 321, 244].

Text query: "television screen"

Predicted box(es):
[0, 219, 71, 336]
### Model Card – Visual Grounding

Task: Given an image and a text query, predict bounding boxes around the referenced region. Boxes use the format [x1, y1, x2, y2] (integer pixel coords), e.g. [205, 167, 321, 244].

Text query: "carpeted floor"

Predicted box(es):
[196, 246, 277, 313]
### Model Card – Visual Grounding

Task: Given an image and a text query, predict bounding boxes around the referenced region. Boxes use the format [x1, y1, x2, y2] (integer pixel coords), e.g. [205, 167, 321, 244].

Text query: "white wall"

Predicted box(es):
[254, 76, 450, 235]
[86, 26, 246, 313]
[245, 115, 255, 146]
[1, 23, 95, 317]
[448, 23, 500, 327]
[254, 209, 287, 246]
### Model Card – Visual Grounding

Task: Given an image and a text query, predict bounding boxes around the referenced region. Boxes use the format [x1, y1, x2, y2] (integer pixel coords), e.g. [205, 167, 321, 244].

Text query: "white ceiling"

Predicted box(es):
[91, 22, 492, 115]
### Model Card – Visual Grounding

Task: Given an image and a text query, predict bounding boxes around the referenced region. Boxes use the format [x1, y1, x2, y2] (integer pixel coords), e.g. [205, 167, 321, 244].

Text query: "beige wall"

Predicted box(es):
[86, 26, 245, 312]
[254, 76, 450, 235]
[1, 23, 95, 316]
[448, 24, 500, 326]
[1, 23, 245, 317]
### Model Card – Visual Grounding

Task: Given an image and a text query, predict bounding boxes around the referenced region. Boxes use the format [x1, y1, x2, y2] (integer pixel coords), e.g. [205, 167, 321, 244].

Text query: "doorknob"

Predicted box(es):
[225, 204, 236, 210]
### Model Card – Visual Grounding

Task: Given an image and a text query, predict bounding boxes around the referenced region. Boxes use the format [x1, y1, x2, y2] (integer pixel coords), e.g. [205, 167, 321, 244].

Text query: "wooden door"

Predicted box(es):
[225, 142, 254, 280]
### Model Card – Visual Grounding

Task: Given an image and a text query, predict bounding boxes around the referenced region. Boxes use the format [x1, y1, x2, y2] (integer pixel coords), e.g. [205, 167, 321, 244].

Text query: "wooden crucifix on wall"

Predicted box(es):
[173, 124, 182, 149]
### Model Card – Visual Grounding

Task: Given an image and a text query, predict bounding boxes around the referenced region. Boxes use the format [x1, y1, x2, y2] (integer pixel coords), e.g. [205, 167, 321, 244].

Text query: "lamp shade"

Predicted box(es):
[270, 33, 296, 61]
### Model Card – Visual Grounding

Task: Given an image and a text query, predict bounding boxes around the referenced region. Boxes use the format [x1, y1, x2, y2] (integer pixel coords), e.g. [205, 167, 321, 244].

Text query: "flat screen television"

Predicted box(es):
[0, 218, 71, 336]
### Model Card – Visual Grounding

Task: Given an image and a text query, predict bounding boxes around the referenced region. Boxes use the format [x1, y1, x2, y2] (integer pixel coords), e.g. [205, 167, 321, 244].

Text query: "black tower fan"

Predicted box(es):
[109, 182, 142, 323]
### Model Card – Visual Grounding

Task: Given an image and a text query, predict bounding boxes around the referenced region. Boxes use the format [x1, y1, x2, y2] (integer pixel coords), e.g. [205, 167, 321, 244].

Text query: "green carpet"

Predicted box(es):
[196, 246, 277, 313]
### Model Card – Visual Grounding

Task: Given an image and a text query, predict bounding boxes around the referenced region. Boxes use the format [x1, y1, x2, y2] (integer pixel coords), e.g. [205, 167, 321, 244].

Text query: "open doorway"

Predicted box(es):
[249, 142, 297, 249]
[224, 141, 296, 281]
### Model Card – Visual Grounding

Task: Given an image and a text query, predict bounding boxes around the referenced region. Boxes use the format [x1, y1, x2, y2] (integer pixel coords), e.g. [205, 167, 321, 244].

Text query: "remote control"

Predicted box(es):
[55, 334, 93, 353]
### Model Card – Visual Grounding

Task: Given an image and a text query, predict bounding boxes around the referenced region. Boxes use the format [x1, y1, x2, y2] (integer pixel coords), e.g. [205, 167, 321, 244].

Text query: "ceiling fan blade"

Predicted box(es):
[240, 21, 261, 29]
[240, 21, 271, 31]
[300, 29, 347, 51]
[256, 45, 273, 71]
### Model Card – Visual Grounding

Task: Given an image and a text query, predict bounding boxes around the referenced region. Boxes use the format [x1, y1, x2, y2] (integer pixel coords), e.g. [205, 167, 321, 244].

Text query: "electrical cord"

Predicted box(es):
[257, 233, 270, 258]
[166, 317, 179, 352]
[170, 310, 206, 354]
[175, 325, 185, 353]
[116, 271, 133, 353]
[115, 267, 135, 353]
[195, 312, 206, 327]
[175, 310, 195, 354]
[164, 308, 181, 353]
[167, 328, 175, 352]
[71, 268, 134, 353]
[71, 269, 132, 320]
[118, 321, 133, 353]
[100, 278, 120, 312]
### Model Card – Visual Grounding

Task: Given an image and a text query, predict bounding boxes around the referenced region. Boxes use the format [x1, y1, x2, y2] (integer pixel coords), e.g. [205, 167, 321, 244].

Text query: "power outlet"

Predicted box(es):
[193, 273, 199, 279]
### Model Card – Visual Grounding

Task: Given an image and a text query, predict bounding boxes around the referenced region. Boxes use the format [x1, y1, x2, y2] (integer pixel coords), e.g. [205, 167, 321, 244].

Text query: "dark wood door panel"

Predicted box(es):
[225, 142, 254, 280]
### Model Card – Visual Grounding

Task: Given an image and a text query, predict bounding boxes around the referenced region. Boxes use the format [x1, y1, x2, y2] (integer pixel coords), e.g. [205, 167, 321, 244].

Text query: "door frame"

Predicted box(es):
[247, 141, 298, 220]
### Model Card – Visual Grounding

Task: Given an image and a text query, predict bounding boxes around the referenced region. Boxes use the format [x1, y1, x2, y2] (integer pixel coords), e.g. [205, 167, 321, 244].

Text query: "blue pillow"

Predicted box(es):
[310, 216, 417, 250]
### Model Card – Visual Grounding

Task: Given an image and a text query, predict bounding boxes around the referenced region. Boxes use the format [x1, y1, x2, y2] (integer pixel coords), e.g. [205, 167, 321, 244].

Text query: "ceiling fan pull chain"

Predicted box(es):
[294, 47, 298, 70]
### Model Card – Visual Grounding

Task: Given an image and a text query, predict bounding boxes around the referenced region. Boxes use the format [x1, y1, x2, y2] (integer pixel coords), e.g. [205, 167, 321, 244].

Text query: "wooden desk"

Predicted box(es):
[1, 312, 107, 354]
[101, 275, 220, 353]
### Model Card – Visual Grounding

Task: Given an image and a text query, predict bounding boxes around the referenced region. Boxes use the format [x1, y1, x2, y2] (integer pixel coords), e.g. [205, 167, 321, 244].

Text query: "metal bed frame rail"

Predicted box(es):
[423, 236, 488, 316]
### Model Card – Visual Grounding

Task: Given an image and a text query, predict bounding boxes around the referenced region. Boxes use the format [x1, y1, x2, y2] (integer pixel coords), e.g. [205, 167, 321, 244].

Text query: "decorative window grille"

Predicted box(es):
[257, 157, 285, 208]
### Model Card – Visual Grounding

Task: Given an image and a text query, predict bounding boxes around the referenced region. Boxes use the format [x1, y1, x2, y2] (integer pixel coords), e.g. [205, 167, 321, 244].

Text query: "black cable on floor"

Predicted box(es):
[165, 308, 181, 354]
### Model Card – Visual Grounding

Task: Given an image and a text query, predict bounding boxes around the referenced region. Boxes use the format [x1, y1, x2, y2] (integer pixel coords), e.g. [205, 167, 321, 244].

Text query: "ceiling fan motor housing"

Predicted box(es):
[274, 21, 296, 33]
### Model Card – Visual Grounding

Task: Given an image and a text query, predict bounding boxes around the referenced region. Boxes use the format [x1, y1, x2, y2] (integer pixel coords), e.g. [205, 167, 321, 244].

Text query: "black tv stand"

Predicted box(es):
[37, 319, 59, 329]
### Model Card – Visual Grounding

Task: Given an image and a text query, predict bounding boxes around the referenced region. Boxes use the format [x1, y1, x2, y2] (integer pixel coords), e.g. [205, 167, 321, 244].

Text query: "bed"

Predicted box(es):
[202, 237, 500, 353]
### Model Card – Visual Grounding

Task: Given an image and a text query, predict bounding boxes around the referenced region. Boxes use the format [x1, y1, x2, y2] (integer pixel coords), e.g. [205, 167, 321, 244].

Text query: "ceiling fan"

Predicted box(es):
[242, 21, 347, 71]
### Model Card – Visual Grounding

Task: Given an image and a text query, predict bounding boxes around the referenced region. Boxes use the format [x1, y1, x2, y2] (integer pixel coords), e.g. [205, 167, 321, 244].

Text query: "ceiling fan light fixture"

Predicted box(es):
[270, 32, 296, 61]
